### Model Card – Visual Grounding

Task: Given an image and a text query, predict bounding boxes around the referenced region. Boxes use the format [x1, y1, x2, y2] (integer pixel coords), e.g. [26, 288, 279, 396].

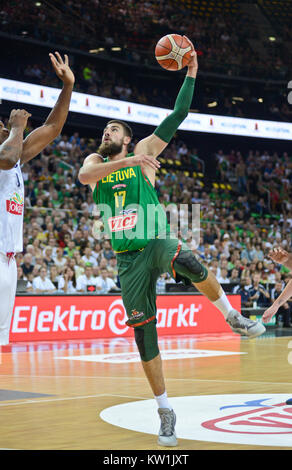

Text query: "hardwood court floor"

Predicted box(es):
[0, 328, 292, 451]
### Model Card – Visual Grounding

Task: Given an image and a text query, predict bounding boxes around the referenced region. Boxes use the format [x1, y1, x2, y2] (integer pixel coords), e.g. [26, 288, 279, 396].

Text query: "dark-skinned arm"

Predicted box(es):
[0, 109, 31, 170]
[21, 52, 75, 164]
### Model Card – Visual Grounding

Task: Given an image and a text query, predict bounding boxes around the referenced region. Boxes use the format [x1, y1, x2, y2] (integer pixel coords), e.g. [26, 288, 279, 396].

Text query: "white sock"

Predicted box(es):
[213, 292, 234, 319]
[155, 391, 172, 410]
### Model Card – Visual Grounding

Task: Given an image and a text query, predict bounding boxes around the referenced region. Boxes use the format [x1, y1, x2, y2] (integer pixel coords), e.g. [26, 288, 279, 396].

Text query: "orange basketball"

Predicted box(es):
[155, 34, 193, 71]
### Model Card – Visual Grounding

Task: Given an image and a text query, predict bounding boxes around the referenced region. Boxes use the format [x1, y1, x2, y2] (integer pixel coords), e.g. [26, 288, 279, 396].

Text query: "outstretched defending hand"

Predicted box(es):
[268, 247, 289, 265]
[49, 51, 75, 87]
[262, 304, 279, 324]
[9, 109, 32, 130]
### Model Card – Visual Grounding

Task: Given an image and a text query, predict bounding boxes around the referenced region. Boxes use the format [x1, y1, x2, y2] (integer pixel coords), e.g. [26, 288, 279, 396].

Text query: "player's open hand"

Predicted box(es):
[262, 303, 279, 324]
[184, 36, 198, 77]
[129, 154, 161, 172]
[268, 247, 289, 265]
[49, 52, 75, 87]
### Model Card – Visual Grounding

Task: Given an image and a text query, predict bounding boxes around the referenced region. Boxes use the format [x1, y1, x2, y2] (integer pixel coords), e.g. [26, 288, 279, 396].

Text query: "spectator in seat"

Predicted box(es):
[32, 267, 57, 294]
[102, 239, 115, 260]
[217, 268, 230, 284]
[82, 246, 98, 266]
[21, 253, 35, 277]
[233, 276, 253, 307]
[107, 257, 118, 282]
[156, 273, 167, 294]
[53, 247, 67, 270]
[64, 239, 77, 258]
[254, 244, 264, 262]
[43, 246, 55, 268]
[76, 266, 98, 292]
[235, 157, 247, 194]
[266, 262, 277, 284]
[229, 268, 241, 284]
[249, 272, 271, 308]
[96, 268, 119, 294]
[270, 281, 292, 327]
[58, 267, 77, 293]
[50, 265, 60, 289]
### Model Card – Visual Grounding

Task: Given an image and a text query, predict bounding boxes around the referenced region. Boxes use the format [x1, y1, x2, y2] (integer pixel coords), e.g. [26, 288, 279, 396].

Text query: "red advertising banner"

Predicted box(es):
[10, 294, 241, 342]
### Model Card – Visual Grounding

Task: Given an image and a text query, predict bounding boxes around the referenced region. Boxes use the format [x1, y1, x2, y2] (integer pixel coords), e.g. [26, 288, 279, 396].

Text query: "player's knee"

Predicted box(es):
[134, 322, 159, 362]
[174, 250, 208, 284]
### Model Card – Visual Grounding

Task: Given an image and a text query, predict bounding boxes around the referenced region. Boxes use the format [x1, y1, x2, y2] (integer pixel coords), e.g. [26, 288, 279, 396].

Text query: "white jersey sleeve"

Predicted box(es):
[0, 161, 24, 254]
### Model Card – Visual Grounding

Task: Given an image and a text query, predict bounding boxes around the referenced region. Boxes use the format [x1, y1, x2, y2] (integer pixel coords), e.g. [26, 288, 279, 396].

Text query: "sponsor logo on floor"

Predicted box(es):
[100, 394, 292, 447]
[56, 348, 246, 363]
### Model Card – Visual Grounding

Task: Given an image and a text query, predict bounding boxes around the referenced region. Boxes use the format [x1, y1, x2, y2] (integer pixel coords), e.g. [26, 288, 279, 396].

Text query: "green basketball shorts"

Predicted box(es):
[116, 236, 208, 361]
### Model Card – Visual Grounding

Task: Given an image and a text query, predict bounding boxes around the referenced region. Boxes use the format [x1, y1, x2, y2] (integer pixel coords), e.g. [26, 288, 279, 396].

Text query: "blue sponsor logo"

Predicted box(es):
[96, 103, 120, 112]
[3, 87, 30, 96]
[186, 119, 201, 125]
[220, 122, 247, 130]
[137, 110, 159, 119]
[220, 398, 272, 410]
[265, 126, 290, 134]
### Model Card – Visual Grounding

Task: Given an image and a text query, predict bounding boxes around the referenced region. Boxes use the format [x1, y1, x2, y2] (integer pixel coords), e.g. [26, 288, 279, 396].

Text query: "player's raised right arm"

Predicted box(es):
[135, 40, 198, 160]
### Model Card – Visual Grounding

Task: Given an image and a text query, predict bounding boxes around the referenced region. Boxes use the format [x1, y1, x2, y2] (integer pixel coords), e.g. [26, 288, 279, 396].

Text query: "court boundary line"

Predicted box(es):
[0, 393, 149, 407]
[0, 374, 292, 386]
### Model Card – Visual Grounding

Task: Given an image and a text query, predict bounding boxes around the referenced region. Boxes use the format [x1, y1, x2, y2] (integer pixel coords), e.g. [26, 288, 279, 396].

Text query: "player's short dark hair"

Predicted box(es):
[107, 120, 133, 139]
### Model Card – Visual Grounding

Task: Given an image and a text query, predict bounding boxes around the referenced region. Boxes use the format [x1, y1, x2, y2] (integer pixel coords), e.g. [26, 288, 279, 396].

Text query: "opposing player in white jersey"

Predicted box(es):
[0, 52, 75, 345]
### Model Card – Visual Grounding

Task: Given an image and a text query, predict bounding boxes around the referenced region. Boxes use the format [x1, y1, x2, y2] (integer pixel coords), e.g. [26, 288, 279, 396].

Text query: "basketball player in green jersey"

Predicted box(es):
[79, 39, 265, 446]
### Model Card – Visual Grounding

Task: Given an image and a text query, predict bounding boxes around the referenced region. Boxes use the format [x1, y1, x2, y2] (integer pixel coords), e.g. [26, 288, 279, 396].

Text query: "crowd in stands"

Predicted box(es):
[3, 112, 290, 325]
[1, 1, 291, 122]
[1, 0, 291, 82]
[1, 1, 291, 326]
[18, 57, 291, 123]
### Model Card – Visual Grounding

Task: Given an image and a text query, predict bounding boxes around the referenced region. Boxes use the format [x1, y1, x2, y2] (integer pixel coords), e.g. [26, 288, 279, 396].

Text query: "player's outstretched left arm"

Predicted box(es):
[21, 52, 75, 164]
[134, 36, 198, 162]
[262, 279, 292, 323]
[262, 246, 292, 323]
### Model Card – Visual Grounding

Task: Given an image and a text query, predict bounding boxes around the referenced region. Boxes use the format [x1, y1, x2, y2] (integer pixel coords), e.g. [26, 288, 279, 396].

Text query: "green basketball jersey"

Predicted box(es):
[92, 153, 170, 252]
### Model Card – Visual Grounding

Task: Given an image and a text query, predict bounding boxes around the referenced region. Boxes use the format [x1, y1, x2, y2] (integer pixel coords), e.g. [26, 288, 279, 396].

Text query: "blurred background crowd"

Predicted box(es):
[0, 0, 291, 325]
[1, 0, 292, 121]
[4, 120, 290, 325]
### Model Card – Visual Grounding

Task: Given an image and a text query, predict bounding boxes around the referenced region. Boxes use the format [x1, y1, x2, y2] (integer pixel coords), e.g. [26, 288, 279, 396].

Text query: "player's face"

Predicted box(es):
[0, 121, 10, 144]
[102, 124, 124, 144]
[98, 123, 130, 157]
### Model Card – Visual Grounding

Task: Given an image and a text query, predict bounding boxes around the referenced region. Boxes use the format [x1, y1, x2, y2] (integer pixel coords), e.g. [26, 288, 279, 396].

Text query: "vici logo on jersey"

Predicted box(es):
[108, 210, 138, 232]
[6, 192, 24, 215]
